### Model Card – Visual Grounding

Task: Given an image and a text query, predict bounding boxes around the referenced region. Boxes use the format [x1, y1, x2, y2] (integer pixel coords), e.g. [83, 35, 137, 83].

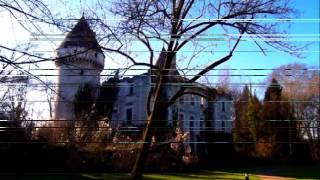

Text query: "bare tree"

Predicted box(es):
[268, 63, 320, 160]
[92, 0, 304, 178]
[0, 0, 306, 177]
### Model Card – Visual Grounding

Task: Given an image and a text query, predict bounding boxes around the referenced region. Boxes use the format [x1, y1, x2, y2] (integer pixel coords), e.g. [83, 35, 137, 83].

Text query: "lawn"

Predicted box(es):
[0, 171, 260, 180]
[0, 165, 319, 180]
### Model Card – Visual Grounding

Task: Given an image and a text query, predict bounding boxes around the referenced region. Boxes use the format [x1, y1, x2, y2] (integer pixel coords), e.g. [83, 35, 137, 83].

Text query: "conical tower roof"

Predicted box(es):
[155, 47, 179, 75]
[58, 16, 102, 52]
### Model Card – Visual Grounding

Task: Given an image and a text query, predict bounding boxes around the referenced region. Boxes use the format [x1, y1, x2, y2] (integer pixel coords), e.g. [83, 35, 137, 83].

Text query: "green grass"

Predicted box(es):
[253, 165, 320, 180]
[1, 165, 319, 180]
[144, 171, 260, 180]
[0, 171, 260, 180]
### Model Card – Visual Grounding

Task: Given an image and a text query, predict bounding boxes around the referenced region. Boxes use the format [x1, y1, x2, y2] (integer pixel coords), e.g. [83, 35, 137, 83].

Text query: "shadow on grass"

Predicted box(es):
[253, 165, 320, 179]
[0, 171, 257, 180]
[201, 165, 320, 180]
[1, 166, 319, 180]
[144, 172, 252, 180]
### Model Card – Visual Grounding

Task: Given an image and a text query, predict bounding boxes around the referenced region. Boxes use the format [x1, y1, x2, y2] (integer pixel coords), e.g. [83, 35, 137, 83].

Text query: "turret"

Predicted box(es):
[54, 16, 104, 121]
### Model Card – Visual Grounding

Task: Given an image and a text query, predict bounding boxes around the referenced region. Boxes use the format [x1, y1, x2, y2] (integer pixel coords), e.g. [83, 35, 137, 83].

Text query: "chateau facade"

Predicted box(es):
[53, 17, 233, 147]
[111, 56, 233, 144]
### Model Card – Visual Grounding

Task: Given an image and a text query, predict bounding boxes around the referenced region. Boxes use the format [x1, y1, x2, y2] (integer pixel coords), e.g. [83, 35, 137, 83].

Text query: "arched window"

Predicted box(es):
[190, 95, 195, 105]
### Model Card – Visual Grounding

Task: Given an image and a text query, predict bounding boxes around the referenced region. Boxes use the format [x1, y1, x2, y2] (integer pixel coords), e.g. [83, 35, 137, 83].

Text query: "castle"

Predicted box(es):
[54, 16, 104, 121]
[53, 17, 233, 150]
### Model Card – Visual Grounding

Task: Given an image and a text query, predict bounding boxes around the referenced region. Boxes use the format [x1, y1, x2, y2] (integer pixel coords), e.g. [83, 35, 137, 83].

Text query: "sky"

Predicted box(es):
[0, 0, 319, 119]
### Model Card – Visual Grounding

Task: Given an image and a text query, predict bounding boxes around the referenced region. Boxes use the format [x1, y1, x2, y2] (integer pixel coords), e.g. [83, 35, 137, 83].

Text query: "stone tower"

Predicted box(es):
[54, 16, 104, 121]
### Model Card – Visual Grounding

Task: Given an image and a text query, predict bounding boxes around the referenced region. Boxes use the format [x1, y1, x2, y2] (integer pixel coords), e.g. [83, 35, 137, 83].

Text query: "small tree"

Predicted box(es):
[233, 85, 251, 150]
[96, 70, 120, 120]
[246, 91, 262, 144]
[71, 83, 96, 144]
[0, 72, 34, 142]
[74, 83, 95, 119]
[267, 63, 320, 160]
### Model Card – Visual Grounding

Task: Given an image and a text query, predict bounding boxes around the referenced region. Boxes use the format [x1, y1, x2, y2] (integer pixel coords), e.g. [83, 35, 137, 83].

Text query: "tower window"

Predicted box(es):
[94, 53, 98, 58]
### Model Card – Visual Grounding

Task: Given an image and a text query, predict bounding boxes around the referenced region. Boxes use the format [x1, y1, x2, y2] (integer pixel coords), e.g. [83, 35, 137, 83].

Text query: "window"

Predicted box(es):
[74, 49, 77, 53]
[191, 95, 195, 106]
[126, 108, 133, 124]
[177, 114, 184, 127]
[94, 53, 98, 58]
[222, 101, 225, 112]
[179, 114, 184, 121]
[220, 115, 227, 131]
[190, 116, 194, 141]
[221, 121, 225, 130]
[200, 97, 205, 106]
[128, 84, 134, 95]
[80, 69, 84, 76]
[190, 116, 194, 127]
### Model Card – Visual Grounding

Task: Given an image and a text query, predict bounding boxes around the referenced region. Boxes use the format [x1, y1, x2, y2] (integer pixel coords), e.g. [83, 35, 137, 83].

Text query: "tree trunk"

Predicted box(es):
[131, 57, 173, 179]
[130, 85, 167, 179]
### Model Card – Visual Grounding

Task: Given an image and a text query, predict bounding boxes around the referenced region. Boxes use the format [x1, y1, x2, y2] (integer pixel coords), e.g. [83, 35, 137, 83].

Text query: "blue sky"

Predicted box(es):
[0, 0, 319, 119]
[193, 0, 320, 87]
[1, 0, 319, 83]
[108, 0, 320, 83]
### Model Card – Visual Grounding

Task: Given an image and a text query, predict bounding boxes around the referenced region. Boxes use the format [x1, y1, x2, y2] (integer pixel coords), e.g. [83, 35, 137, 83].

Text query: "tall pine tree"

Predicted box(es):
[262, 78, 296, 160]
[233, 85, 262, 156]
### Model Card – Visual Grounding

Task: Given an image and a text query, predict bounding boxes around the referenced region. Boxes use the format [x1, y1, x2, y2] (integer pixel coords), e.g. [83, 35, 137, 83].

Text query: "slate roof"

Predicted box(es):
[58, 16, 102, 52]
